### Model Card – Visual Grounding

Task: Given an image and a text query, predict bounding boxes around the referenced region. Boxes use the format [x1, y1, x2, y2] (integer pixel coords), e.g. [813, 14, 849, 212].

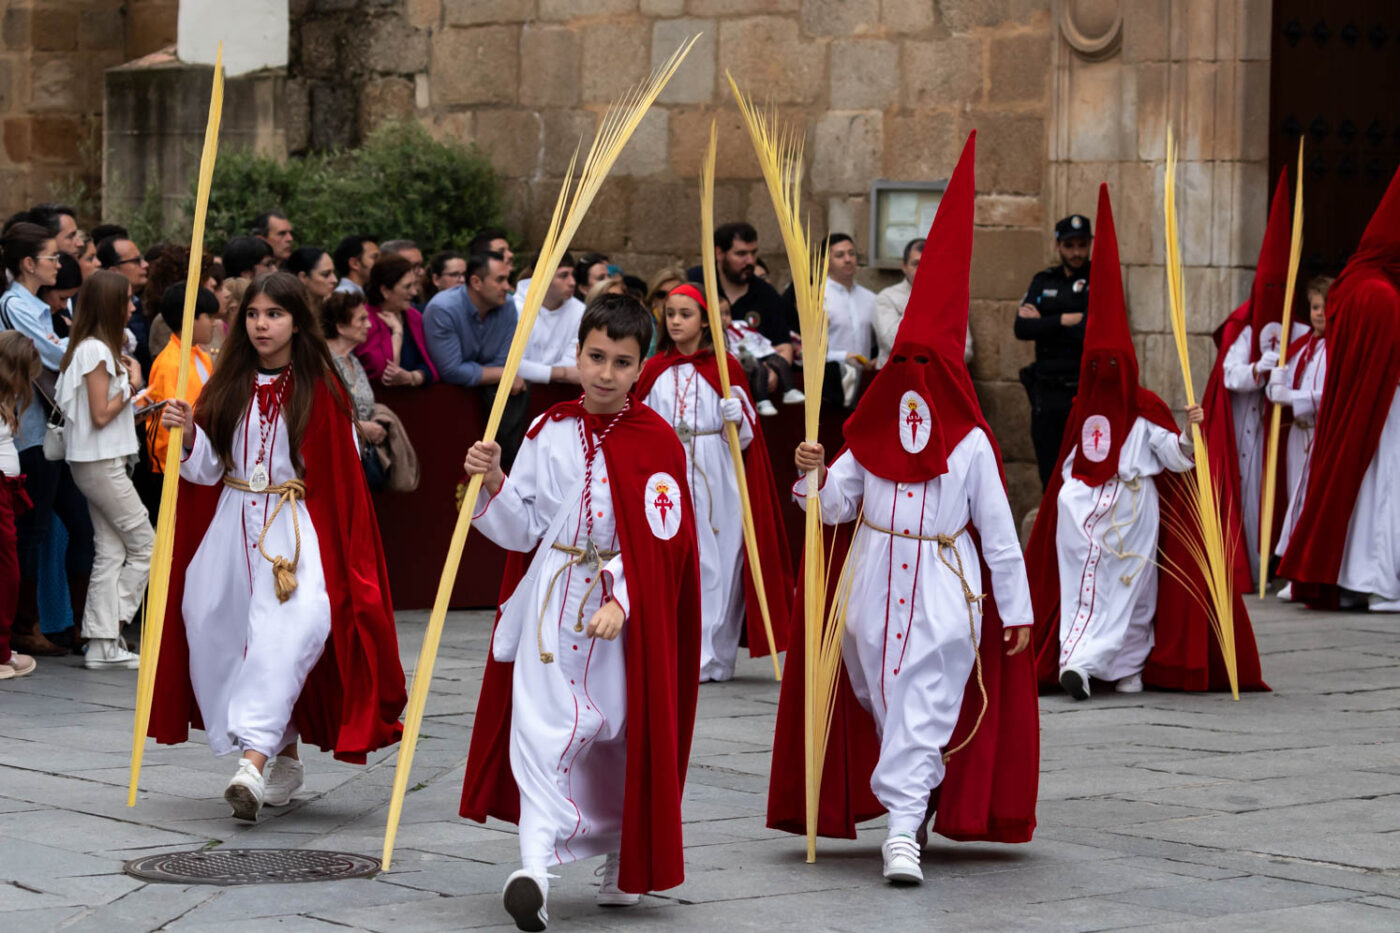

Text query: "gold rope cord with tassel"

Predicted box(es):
[127, 46, 225, 807]
[1159, 128, 1240, 700]
[380, 36, 699, 871]
[729, 74, 832, 862]
[222, 477, 306, 603]
[698, 119, 782, 680]
[1258, 138, 1306, 597]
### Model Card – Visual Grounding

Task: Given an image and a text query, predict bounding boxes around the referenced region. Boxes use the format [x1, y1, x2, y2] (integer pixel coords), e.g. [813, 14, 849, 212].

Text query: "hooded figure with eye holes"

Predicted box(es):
[773, 132, 1040, 887]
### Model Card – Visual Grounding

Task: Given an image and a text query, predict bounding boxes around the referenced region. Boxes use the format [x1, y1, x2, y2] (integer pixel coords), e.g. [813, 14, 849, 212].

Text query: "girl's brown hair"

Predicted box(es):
[195, 271, 347, 475]
[60, 270, 131, 376]
[0, 331, 40, 433]
[653, 287, 714, 355]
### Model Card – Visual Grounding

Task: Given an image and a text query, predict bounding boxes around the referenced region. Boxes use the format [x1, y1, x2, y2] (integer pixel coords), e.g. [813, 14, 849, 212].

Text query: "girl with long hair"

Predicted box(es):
[0, 332, 40, 680]
[154, 272, 405, 822]
[55, 270, 152, 670]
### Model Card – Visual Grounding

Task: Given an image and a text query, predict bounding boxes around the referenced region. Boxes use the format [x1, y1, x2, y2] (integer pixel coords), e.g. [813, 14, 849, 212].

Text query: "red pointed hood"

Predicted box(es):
[1246, 167, 1294, 361]
[843, 130, 982, 482]
[1068, 184, 1139, 485]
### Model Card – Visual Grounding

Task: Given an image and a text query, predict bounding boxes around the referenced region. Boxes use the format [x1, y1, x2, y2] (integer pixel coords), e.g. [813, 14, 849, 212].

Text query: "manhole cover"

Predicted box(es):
[124, 848, 380, 885]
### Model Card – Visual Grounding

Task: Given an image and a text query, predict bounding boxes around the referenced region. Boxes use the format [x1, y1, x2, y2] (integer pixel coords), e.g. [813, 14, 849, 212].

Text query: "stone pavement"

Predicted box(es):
[1, 596, 1397, 932]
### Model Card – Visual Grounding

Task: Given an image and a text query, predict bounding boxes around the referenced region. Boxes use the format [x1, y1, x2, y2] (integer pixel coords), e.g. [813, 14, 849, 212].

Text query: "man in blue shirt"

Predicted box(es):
[424, 250, 529, 468]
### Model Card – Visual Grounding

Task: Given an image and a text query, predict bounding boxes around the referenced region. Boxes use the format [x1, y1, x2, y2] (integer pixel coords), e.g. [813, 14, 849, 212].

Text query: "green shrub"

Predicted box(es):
[188, 120, 505, 254]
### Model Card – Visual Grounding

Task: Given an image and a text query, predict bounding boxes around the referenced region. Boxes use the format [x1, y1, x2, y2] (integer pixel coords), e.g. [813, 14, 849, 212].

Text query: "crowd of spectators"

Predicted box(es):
[0, 200, 948, 681]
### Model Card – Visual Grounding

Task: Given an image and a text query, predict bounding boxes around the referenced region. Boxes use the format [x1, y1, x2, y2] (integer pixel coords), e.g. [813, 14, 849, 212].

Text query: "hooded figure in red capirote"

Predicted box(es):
[769, 131, 1040, 888]
[1279, 163, 1400, 610]
[1200, 168, 1308, 588]
[1024, 185, 1270, 701]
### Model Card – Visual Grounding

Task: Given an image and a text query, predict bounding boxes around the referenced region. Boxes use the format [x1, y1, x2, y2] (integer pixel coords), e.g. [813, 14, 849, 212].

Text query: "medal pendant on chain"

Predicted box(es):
[676, 419, 693, 443]
[249, 462, 270, 493]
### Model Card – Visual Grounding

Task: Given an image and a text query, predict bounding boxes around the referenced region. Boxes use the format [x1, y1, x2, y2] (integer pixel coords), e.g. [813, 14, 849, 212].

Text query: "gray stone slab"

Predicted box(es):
[1106, 874, 1358, 917]
[1132, 898, 1400, 932]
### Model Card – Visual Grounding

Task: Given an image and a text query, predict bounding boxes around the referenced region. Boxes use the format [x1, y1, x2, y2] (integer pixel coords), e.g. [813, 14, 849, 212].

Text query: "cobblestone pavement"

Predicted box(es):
[0, 597, 1397, 931]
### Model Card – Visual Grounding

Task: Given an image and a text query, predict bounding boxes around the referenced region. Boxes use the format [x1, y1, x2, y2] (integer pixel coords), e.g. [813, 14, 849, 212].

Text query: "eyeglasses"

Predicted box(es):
[110, 256, 145, 267]
[37, 253, 61, 263]
[439, 271, 466, 280]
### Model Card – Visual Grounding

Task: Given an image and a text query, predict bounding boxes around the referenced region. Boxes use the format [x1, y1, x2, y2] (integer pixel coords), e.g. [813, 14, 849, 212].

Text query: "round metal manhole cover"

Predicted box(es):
[124, 849, 380, 885]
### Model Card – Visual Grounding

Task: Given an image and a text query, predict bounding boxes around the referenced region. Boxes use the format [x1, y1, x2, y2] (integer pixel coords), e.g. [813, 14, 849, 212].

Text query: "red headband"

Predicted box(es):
[667, 282, 708, 312]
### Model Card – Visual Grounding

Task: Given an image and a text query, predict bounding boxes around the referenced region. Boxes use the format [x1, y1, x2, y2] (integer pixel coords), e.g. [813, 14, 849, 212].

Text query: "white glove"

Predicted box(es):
[1268, 366, 1287, 386]
[720, 396, 745, 425]
[1257, 350, 1280, 372]
[1266, 382, 1290, 405]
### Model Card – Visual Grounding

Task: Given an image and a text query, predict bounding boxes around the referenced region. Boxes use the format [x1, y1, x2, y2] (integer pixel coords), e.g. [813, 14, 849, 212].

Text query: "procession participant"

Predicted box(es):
[149, 272, 405, 821]
[1200, 169, 1305, 587]
[1269, 275, 1330, 600]
[1279, 165, 1400, 611]
[768, 133, 1040, 885]
[636, 282, 793, 683]
[459, 294, 702, 931]
[1025, 185, 1268, 699]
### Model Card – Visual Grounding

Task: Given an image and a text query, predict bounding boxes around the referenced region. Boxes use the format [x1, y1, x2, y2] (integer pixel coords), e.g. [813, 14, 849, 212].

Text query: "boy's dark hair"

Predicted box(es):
[466, 250, 505, 287]
[223, 235, 273, 279]
[333, 234, 378, 278]
[1306, 275, 1335, 300]
[824, 232, 854, 254]
[467, 227, 509, 256]
[89, 223, 129, 245]
[557, 250, 575, 269]
[715, 221, 758, 251]
[158, 283, 220, 333]
[578, 292, 653, 358]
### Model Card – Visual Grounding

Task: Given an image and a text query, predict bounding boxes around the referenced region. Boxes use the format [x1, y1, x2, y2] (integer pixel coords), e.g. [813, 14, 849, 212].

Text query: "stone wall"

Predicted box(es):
[0, 0, 176, 213]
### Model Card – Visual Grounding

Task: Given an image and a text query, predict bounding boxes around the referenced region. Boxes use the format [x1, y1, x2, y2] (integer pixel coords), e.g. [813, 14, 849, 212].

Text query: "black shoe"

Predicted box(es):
[1059, 668, 1090, 701]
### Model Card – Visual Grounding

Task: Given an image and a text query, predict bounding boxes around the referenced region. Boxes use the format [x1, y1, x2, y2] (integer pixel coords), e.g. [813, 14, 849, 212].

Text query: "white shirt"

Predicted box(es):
[824, 278, 876, 362]
[0, 419, 18, 476]
[874, 278, 973, 367]
[518, 295, 586, 384]
[56, 338, 137, 462]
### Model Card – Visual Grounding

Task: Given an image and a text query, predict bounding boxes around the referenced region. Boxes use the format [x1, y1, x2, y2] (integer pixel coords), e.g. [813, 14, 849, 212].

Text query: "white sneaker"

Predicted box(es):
[782, 388, 805, 404]
[881, 832, 923, 884]
[595, 853, 640, 906]
[1276, 582, 1293, 601]
[756, 399, 779, 417]
[1059, 667, 1090, 701]
[1369, 595, 1400, 612]
[262, 756, 305, 807]
[224, 758, 266, 822]
[1115, 672, 1144, 694]
[84, 638, 140, 670]
[503, 869, 549, 931]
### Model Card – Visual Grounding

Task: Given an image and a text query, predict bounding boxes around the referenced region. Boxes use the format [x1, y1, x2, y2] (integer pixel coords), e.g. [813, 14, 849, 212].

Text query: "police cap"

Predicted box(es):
[1055, 214, 1092, 241]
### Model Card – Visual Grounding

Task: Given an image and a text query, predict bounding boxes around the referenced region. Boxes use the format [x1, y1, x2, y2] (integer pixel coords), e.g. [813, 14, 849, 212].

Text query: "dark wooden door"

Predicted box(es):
[1271, 1, 1400, 278]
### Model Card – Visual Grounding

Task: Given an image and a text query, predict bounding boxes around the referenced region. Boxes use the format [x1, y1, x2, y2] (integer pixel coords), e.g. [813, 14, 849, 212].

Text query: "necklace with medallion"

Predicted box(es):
[248, 368, 292, 492]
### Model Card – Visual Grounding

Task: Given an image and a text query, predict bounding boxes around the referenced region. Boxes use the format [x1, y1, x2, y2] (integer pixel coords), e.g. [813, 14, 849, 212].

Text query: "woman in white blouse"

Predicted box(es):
[56, 271, 153, 670]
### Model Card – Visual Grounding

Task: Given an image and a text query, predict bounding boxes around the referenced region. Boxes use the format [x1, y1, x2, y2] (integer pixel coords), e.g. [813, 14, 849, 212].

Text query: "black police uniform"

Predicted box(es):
[1016, 214, 1092, 488]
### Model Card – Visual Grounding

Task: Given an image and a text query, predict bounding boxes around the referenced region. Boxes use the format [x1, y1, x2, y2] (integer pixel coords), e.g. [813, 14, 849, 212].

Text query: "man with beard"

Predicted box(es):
[687, 222, 794, 366]
[1015, 213, 1093, 487]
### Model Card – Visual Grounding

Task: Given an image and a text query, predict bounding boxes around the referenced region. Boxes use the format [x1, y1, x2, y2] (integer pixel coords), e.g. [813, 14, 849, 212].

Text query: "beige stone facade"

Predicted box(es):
[0, 0, 175, 207]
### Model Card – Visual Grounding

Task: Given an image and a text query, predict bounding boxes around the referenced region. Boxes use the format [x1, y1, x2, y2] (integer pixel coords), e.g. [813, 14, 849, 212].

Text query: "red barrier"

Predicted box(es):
[372, 383, 849, 610]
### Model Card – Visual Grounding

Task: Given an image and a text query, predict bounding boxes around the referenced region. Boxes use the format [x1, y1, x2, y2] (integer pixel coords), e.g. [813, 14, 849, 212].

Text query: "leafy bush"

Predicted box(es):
[189, 120, 505, 254]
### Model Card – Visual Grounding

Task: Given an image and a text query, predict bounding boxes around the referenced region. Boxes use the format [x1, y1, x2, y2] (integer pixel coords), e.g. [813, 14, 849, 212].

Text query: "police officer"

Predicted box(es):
[1016, 213, 1093, 488]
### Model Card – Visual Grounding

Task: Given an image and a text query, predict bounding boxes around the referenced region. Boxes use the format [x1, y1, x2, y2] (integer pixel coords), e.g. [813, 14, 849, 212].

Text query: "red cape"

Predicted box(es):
[148, 379, 406, 763]
[459, 398, 702, 895]
[766, 438, 1040, 843]
[1199, 306, 1305, 589]
[636, 349, 794, 657]
[1025, 398, 1269, 693]
[1279, 269, 1400, 584]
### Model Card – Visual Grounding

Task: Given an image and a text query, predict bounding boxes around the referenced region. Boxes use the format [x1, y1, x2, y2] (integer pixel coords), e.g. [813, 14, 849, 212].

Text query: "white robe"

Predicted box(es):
[473, 413, 634, 871]
[179, 374, 333, 759]
[644, 363, 754, 682]
[1276, 340, 1326, 555]
[1055, 417, 1194, 682]
[1222, 326, 1267, 584]
[1337, 391, 1400, 604]
[794, 430, 1032, 835]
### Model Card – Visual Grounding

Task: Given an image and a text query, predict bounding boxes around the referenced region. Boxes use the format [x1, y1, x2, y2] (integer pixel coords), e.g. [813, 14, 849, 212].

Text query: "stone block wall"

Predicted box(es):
[0, 0, 176, 212]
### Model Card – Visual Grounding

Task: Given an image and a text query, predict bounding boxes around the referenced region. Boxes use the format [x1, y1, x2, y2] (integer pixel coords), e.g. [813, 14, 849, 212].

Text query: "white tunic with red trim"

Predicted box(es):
[643, 362, 755, 682]
[1055, 416, 1194, 682]
[473, 413, 633, 871]
[179, 372, 334, 759]
[1222, 325, 1269, 583]
[1276, 339, 1326, 556]
[793, 429, 1031, 835]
